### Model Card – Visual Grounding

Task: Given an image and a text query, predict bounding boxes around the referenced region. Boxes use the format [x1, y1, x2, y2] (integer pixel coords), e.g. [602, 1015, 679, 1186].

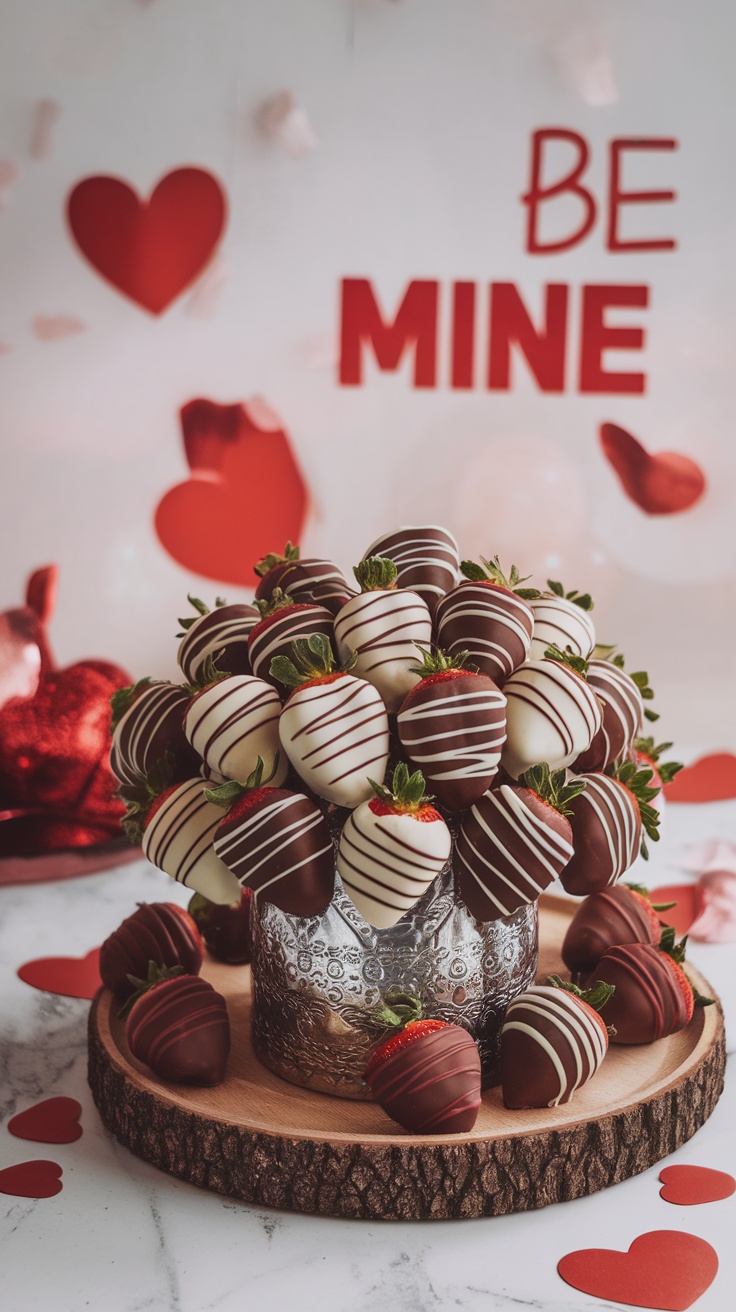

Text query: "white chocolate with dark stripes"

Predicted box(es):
[560, 772, 641, 895]
[177, 603, 260, 683]
[333, 589, 432, 713]
[397, 671, 506, 810]
[278, 674, 390, 808]
[435, 581, 534, 685]
[183, 675, 288, 784]
[142, 779, 241, 904]
[500, 984, 608, 1108]
[247, 603, 335, 686]
[362, 526, 460, 617]
[573, 659, 644, 772]
[213, 788, 334, 917]
[501, 659, 602, 778]
[111, 682, 199, 786]
[337, 801, 451, 928]
[528, 596, 596, 661]
[456, 783, 573, 921]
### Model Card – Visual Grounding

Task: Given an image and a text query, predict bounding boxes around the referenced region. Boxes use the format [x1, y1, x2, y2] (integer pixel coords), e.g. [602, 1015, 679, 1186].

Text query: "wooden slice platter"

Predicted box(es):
[88, 895, 726, 1221]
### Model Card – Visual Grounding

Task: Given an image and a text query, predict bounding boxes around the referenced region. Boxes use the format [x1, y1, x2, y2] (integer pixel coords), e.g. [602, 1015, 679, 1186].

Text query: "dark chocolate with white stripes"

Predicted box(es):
[248, 603, 335, 686]
[362, 526, 460, 617]
[110, 681, 200, 787]
[573, 659, 644, 772]
[397, 669, 506, 811]
[435, 581, 534, 686]
[213, 786, 334, 917]
[559, 773, 641, 896]
[177, 603, 260, 683]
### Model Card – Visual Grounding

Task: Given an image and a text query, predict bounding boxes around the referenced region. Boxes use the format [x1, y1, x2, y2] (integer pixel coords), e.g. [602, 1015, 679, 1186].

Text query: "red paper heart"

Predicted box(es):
[663, 753, 736, 803]
[8, 1097, 82, 1144]
[600, 423, 706, 515]
[67, 169, 226, 314]
[17, 947, 101, 999]
[660, 1165, 736, 1206]
[155, 398, 308, 585]
[0, 1160, 63, 1199]
[649, 884, 705, 937]
[558, 1230, 718, 1310]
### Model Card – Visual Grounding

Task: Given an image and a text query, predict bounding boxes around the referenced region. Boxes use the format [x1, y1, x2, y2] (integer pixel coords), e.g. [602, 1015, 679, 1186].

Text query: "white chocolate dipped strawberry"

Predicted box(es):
[271, 634, 390, 809]
[501, 645, 602, 779]
[528, 580, 596, 661]
[177, 594, 260, 683]
[333, 556, 432, 713]
[337, 764, 452, 928]
[182, 659, 287, 785]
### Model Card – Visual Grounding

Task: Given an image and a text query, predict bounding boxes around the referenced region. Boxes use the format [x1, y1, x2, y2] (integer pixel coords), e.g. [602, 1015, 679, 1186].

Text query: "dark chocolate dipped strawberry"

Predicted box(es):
[528, 579, 596, 661]
[254, 541, 356, 616]
[561, 883, 676, 977]
[110, 678, 201, 787]
[336, 763, 452, 928]
[455, 764, 584, 922]
[125, 966, 230, 1085]
[247, 589, 335, 686]
[589, 929, 713, 1045]
[500, 976, 613, 1108]
[435, 556, 539, 686]
[182, 658, 286, 785]
[573, 654, 652, 772]
[501, 645, 602, 779]
[207, 757, 335, 917]
[100, 901, 204, 998]
[559, 760, 660, 896]
[362, 525, 460, 617]
[188, 887, 253, 964]
[363, 990, 481, 1134]
[397, 646, 506, 811]
[333, 556, 433, 713]
[177, 595, 259, 684]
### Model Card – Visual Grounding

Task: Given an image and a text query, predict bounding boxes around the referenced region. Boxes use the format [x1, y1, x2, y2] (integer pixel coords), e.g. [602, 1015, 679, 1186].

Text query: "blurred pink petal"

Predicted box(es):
[256, 91, 317, 159]
[689, 871, 736, 943]
[681, 839, 736, 876]
[0, 342, 12, 356]
[32, 315, 86, 341]
[29, 100, 62, 161]
[0, 158, 20, 208]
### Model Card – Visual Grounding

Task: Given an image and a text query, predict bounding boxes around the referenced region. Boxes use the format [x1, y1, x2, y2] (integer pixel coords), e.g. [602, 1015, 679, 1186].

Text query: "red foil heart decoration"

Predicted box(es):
[600, 422, 706, 515]
[664, 753, 736, 803]
[8, 1097, 83, 1144]
[0, 1160, 63, 1199]
[558, 1230, 719, 1310]
[17, 948, 102, 999]
[67, 168, 226, 314]
[660, 1165, 736, 1206]
[155, 398, 308, 585]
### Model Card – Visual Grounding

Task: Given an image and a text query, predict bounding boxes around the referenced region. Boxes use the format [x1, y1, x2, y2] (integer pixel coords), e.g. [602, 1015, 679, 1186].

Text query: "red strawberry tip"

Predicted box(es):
[364, 1018, 448, 1081]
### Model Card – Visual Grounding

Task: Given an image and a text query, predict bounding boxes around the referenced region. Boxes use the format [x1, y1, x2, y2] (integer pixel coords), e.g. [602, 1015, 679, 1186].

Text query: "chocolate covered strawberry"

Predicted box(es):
[119, 764, 241, 904]
[397, 646, 506, 811]
[573, 653, 653, 772]
[271, 634, 390, 808]
[247, 589, 335, 686]
[363, 990, 481, 1134]
[183, 660, 286, 785]
[333, 556, 433, 713]
[501, 646, 602, 779]
[561, 883, 676, 977]
[629, 737, 684, 810]
[125, 966, 230, 1086]
[455, 764, 584, 922]
[589, 929, 713, 1044]
[100, 901, 204, 999]
[110, 678, 201, 788]
[177, 594, 260, 683]
[188, 887, 253, 964]
[528, 580, 596, 661]
[559, 759, 660, 896]
[207, 759, 334, 918]
[254, 541, 355, 616]
[362, 525, 460, 618]
[336, 763, 451, 928]
[435, 556, 539, 686]
[500, 976, 613, 1108]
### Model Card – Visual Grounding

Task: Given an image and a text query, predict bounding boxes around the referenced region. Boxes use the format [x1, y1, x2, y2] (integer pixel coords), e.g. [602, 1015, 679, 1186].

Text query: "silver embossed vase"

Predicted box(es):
[250, 866, 538, 1099]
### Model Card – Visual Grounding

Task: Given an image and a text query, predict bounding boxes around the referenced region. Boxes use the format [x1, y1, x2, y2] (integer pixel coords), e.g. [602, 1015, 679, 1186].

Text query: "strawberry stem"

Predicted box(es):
[110, 677, 170, 733]
[518, 763, 586, 817]
[183, 652, 232, 696]
[607, 759, 661, 849]
[270, 633, 350, 690]
[547, 973, 615, 1014]
[253, 587, 297, 620]
[117, 754, 175, 845]
[543, 643, 590, 677]
[118, 961, 184, 1020]
[176, 594, 228, 635]
[633, 738, 684, 785]
[368, 762, 432, 813]
[625, 881, 677, 912]
[460, 555, 541, 599]
[254, 542, 301, 578]
[408, 643, 473, 678]
[546, 580, 594, 611]
[203, 755, 279, 808]
[366, 987, 423, 1034]
[353, 556, 398, 592]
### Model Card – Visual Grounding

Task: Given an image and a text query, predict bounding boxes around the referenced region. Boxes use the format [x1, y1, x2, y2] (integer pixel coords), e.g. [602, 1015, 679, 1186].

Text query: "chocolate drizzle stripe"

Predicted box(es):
[455, 837, 532, 914]
[582, 777, 638, 879]
[503, 1019, 569, 1101]
[296, 709, 387, 760]
[603, 948, 672, 1038]
[347, 810, 447, 865]
[327, 743, 393, 784]
[252, 841, 334, 897]
[217, 809, 326, 877]
[500, 788, 574, 864]
[337, 851, 428, 907]
[340, 813, 444, 876]
[468, 805, 556, 885]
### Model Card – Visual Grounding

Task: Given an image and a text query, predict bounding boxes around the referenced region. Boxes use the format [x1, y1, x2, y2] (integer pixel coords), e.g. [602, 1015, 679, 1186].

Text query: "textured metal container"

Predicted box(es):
[250, 866, 538, 1099]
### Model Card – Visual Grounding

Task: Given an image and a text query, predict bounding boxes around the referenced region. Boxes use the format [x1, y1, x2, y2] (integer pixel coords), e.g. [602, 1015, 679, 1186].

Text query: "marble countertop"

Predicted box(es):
[2, 796, 735, 1312]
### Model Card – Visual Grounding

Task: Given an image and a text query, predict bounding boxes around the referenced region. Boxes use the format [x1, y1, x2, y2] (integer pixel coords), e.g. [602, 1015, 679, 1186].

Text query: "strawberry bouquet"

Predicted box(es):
[110, 526, 686, 1108]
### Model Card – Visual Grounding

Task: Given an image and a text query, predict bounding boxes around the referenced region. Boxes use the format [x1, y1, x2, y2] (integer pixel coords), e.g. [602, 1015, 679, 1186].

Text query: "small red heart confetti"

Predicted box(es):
[600, 422, 706, 515]
[17, 948, 101, 999]
[558, 1230, 718, 1310]
[0, 1160, 63, 1199]
[649, 884, 705, 937]
[664, 753, 736, 803]
[8, 1097, 82, 1144]
[660, 1165, 736, 1206]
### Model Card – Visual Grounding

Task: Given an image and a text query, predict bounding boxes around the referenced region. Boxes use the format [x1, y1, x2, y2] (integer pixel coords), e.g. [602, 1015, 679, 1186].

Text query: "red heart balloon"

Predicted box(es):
[660, 1165, 736, 1206]
[0, 1160, 63, 1199]
[558, 1230, 718, 1311]
[649, 884, 704, 937]
[17, 947, 101, 999]
[67, 169, 226, 314]
[663, 753, 736, 803]
[155, 398, 308, 585]
[600, 423, 706, 515]
[8, 1097, 82, 1145]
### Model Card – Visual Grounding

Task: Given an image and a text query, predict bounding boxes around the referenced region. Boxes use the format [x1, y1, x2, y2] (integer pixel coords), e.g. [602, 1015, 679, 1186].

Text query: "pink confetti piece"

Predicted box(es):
[0, 158, 20, 208]
[29, 100, 62, 161]
[256, 91, 317, 159]
[31, 315, 86, 341]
